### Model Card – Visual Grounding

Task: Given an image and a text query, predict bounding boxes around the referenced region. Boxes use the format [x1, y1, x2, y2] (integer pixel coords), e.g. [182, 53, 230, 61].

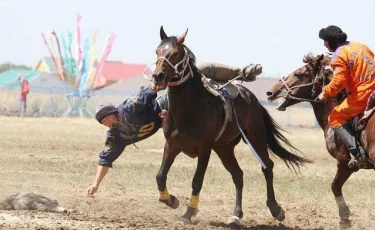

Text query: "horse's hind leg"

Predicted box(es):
[261, 159, 285, 221]
[245, 123, 285, 221]
[213, 142, 244, 226]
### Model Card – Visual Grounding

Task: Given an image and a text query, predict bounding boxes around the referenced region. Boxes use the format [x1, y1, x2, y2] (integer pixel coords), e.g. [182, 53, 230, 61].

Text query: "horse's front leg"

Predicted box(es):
[178, 146, 212, 225]
[156, 142, 181, 209]
[332, 161, 356, 229]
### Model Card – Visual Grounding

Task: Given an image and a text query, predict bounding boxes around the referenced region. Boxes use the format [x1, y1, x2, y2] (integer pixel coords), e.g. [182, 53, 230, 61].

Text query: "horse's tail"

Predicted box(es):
[261, 105, 312, 171]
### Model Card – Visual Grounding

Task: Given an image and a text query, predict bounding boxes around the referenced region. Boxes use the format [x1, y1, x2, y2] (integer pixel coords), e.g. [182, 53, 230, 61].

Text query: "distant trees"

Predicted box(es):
[0, 62, 32, 74]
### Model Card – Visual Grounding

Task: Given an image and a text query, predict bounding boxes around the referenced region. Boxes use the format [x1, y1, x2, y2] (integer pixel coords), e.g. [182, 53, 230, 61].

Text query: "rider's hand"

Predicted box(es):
[159, 110, 169, 119]
[86, 184, 99, 198]
[318, 91, 327, 101]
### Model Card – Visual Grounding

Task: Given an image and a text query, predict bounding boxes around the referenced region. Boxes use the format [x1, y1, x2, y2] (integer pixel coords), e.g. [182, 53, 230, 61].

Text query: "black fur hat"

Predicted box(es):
[319, 25, 347, 51]
[319, 25, 347, 43]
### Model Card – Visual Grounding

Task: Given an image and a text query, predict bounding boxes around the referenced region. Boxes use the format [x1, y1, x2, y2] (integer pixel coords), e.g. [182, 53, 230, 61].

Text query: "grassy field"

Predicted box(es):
[0, 116, 374, 229]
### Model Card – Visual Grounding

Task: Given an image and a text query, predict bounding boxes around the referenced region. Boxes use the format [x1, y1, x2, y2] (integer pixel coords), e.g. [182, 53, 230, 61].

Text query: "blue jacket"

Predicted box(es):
[98, 87, 162, 167]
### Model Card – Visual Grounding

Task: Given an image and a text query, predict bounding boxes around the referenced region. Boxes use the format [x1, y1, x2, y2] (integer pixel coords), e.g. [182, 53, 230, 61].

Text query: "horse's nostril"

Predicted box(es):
[157, 72, 166, 79]
[266, 91, 273, 96]
[152, 72, 166, 81]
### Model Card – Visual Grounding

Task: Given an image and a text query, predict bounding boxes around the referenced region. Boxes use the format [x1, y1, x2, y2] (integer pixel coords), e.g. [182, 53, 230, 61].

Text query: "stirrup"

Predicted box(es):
[348, 158, 358, 168]
[348, 155, 367, 168]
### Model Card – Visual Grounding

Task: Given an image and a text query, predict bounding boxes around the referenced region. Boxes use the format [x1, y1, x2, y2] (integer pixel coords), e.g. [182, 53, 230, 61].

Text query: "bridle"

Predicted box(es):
[279, 74, 321, 103]
[144, 47, 193, 87]
[278, 56, 330, 103]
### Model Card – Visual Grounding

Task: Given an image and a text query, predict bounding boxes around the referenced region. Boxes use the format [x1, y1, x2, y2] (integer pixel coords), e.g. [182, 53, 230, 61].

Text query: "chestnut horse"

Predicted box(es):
[150, 26, 310, 226]
[266, 53, 375, 228]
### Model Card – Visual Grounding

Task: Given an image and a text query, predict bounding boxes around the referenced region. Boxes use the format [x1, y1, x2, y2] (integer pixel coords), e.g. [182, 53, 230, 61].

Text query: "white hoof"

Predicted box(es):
[228, 216, 241, 226]
[339, 219, 351, 229]
[275, 208, 285, 221]
[176, 217, 192, 225]
[54, 207, 67, 213]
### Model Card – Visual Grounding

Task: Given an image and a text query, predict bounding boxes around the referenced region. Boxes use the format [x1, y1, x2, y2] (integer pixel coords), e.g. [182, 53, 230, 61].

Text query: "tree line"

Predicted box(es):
[0, 62, 32, 74]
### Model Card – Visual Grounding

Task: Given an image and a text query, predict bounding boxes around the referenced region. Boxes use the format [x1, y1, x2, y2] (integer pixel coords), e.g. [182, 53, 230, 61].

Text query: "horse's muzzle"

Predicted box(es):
[152, 71, 168, 91]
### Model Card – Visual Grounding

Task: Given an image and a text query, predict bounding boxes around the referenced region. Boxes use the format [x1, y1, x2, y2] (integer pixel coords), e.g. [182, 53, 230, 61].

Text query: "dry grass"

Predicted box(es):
[0, 116, 374, 229]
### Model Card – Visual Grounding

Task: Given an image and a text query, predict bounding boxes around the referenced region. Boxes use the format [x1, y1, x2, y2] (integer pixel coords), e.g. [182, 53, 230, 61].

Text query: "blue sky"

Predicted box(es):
[1, 0, 375, 77]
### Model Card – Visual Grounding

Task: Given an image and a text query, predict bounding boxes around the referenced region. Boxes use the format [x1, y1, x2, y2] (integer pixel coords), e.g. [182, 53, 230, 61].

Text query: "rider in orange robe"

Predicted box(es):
[318, 25, 375, 167]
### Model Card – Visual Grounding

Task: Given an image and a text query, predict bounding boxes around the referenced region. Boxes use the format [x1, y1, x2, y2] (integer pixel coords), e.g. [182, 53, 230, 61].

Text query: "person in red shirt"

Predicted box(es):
[317, 25, 375, 167]
[18, 75, 30, 118]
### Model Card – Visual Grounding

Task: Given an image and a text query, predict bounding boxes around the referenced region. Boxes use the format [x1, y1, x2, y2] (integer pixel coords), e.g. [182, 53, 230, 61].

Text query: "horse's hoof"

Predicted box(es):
[227, 216, 241, 226]
[176, 217, 192, 225]
[339, 219, 352, 229]
[160, 195, 180, 209]
[275, 207, 285, 222]
[170, 195, 179, 209]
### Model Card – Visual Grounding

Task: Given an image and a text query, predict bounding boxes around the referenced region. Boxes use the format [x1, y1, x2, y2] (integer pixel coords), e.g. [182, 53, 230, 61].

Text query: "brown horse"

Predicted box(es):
[266, 53, 375, 228]
[150, 26, 311, 226]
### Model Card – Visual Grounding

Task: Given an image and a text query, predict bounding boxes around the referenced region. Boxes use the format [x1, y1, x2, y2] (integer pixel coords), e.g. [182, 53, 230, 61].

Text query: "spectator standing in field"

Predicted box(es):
[18, 75, 30, 118]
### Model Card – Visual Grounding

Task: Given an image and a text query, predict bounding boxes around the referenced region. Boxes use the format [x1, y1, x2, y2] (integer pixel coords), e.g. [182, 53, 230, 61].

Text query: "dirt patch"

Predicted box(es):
[0, 117, 374, 229]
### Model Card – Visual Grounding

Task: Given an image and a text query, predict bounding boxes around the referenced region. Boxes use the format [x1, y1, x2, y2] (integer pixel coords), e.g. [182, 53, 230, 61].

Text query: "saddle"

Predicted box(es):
[347, 91, 375, 169]
[201, 75, 240, 100]
[355, 90, 375, 131]
[201, 75, 240, 142]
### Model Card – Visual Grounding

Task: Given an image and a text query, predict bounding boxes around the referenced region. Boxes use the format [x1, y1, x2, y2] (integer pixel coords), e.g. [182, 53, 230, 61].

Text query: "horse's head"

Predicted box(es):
[151, 26, 194, 92]
[266, 53, 332, 111]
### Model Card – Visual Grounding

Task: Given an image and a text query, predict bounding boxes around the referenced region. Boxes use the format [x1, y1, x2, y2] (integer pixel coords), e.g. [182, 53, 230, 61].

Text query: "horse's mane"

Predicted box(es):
[302, 52, 317, 65]
[302, 52, 331, 66]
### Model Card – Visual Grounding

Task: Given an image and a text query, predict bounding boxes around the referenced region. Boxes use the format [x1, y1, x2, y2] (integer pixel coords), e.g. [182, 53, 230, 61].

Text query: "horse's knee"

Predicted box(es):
[262, 159, 274, 175]
[232, 168, 244, 187]
[262, 159, 274, 171]
[237, 168, 244, 177]
[192, 175, 205, 193]
[331, 182, 341, 197]
[156, 173, 167, 188]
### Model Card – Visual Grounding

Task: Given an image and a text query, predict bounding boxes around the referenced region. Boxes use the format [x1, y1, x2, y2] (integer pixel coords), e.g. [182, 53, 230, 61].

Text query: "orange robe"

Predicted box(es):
[323, 41, 375, 127]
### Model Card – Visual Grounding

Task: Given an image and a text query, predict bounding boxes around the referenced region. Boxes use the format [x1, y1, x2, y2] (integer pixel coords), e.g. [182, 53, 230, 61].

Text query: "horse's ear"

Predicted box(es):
[160, 26, 168, 41]
[318, 54, 324, 62]
[315, 54, 324, 66]
[177, 28, 188, 44]
[312, 54, 325, 76]
[302, 53, 312, 64]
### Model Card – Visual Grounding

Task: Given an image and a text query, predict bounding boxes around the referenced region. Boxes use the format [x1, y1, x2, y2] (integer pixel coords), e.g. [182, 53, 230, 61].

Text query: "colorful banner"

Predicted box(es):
[67, 30, 77, 81]
[87, 31, 97, 89]
[76, 13, 82, 75]
[78, 38, 91, 95]
[52, 30, 66, 81]
[93, 32, 115, 86]
[41, 14, 116, 95]
[41, 33, 60, 79]
[48, 30, 64, 80]
[61, 31, 72, 80]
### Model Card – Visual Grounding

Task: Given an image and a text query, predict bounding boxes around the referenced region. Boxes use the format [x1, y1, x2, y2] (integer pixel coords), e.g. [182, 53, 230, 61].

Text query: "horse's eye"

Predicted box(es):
[169, 52, 178, 59]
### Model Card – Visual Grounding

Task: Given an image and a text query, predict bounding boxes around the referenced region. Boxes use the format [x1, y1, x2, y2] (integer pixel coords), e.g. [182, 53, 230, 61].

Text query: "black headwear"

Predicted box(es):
[319, 25, 347, 51]
[95, 104, 118, 123]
